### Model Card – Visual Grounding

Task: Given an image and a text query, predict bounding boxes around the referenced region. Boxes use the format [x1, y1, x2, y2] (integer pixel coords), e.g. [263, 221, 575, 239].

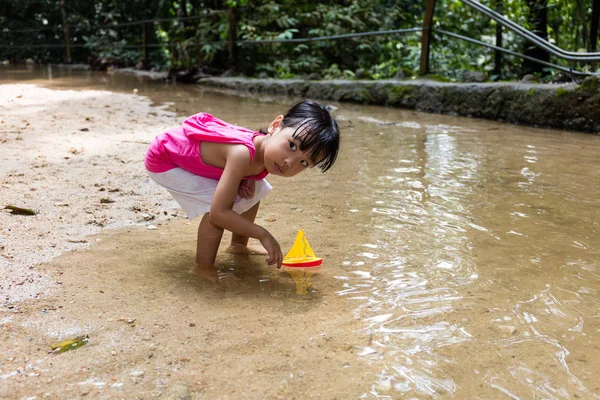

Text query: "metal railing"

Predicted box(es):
[419, 0, 599, 77]
[461, 0, 600, 62]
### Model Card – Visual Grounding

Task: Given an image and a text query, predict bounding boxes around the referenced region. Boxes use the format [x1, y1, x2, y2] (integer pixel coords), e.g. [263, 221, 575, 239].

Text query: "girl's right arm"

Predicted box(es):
[208, 144, 283, 268]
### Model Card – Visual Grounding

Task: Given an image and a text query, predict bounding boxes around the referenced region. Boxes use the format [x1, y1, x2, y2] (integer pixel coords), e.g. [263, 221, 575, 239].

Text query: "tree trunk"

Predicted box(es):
[575, 0, 590, 50]
[227, 7, 237, 69]
[60, 0, 71, 64]
[141, 22, 149, 68]
[179, 0, 193, 39]
[591, 0, 600, 52]
[523, 0, 549, 75]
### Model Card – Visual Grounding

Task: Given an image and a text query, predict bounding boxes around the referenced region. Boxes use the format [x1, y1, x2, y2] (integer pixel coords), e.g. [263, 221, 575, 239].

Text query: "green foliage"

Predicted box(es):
[555, 87, 568, 97]
[577, 76, 600, 92]
[1, 0, 598, 79]
[388, 85, 415, 104]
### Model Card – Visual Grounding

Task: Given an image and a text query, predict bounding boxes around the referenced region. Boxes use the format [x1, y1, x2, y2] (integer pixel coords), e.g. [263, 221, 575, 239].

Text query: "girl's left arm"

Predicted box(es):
[209, 145, 282, 267]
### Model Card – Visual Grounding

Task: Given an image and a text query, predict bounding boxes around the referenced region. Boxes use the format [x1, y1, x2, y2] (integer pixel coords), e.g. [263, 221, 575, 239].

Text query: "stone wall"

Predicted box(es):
[198, 77, 600, 134]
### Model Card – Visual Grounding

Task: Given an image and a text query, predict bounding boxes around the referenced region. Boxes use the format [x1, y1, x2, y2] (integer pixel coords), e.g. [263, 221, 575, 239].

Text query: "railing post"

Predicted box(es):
[494, 0, 503, 78]
[420, 0, 437, 75]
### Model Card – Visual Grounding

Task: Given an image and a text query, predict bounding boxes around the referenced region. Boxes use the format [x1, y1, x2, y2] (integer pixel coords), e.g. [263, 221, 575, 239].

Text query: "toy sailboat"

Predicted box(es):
[282, 230, 322, 295]
[282, 230, 322, 268]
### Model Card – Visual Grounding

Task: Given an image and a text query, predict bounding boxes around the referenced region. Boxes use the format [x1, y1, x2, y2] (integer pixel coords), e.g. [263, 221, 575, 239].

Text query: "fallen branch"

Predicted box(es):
[121, 140, 151, 144]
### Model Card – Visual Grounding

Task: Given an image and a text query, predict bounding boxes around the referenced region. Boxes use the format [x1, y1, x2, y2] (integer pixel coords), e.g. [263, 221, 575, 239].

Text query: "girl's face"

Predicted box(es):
[263, 116, 316, 177]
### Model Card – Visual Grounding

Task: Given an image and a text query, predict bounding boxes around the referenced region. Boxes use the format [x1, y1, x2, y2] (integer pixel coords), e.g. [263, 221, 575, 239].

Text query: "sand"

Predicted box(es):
[0, 83, 180, 303]
[0, 83, 373, 399]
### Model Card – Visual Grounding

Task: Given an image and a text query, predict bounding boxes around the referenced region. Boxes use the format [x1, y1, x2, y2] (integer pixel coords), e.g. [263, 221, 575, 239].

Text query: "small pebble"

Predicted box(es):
[496, 325, 518, 335]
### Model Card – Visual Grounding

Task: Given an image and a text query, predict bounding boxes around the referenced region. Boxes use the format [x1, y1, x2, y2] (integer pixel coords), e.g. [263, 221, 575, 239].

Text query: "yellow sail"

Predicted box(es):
[282, 230, 322, 267]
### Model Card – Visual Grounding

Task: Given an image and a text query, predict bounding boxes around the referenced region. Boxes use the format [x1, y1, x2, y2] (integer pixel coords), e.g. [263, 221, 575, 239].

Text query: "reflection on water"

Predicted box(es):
[3, 65, 600, 398]
[336, 115, 600, 398]
[284, 268, 317, 295]
[339, 124, 480, 397]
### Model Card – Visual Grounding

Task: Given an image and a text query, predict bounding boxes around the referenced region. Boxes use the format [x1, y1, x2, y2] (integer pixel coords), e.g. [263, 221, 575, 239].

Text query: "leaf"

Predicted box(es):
[51, 335, 89, 354]
[4, 205, 37, 216]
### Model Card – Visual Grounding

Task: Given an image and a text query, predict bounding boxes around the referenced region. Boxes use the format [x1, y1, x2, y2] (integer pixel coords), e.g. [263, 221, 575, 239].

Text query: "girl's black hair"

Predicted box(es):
[281, 100, 340, 173]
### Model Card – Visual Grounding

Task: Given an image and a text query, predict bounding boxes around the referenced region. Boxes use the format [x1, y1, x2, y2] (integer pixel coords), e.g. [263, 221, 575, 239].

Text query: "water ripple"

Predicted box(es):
[341, 119, 600, 398]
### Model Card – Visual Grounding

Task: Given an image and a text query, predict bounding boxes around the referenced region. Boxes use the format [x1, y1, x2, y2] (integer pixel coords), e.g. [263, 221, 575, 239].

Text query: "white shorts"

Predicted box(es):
[147, 168, 272, 220]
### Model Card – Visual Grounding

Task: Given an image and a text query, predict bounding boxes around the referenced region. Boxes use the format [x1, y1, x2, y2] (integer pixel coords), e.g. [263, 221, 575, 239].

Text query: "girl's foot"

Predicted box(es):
[190, 264, 219, 283]
[226, 243, 268, 255]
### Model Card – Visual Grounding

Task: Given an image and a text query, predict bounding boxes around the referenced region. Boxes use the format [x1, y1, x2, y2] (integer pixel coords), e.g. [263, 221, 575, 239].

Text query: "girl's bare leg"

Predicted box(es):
[191, 213, 223, 283]
[227, 202, 268, 255]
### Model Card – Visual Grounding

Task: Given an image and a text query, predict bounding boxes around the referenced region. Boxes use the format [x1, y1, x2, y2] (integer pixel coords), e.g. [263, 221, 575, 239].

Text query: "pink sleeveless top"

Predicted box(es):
[144, 113, 268, 181]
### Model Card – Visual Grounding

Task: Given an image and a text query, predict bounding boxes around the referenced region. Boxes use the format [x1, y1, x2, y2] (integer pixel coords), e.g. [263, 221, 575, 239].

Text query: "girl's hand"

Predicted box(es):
[238, 179, 255, 199]
[259, 230, 282, 269]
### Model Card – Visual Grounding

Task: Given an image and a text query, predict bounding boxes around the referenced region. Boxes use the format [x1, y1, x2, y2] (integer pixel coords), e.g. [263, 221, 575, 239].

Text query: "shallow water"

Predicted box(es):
[3, 65, 600, 398]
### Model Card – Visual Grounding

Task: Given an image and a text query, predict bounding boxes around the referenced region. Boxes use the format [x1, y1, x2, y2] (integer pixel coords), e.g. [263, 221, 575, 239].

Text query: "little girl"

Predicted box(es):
[144, 100, 340, 282]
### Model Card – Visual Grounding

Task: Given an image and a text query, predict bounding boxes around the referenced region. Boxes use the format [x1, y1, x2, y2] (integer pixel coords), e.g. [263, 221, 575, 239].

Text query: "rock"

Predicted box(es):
[393, 70, 405, 80]
[163, 383, 191, 400]
[580, 75, 600, 92]
[171, 67, 213, 83]
[551, 72, 575, 84]
[521, 74, 538, 83]
[191, 69, 211, 81]
[462, 71, 487, 83]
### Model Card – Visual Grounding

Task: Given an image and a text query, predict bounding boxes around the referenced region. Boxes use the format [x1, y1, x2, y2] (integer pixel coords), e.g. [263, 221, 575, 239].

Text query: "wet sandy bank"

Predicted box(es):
[0, 83, 181, 304]
[2, 220, 373, 399]
[0, 83, 375, 398]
